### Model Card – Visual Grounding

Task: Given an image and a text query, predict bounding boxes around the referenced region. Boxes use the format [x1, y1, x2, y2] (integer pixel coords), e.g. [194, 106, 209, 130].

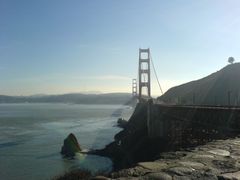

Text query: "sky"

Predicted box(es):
[1, 0, 240, 96]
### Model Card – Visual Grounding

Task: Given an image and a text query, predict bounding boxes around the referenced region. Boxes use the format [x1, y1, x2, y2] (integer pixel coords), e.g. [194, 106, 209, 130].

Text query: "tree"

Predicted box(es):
[228, 57, 235, 64]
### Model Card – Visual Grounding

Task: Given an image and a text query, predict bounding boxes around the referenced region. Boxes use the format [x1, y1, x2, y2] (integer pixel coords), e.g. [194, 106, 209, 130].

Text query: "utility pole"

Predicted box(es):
[235, 92, 239, 106]
[228, 91, 231, 106]
[192, 93, 195, 105]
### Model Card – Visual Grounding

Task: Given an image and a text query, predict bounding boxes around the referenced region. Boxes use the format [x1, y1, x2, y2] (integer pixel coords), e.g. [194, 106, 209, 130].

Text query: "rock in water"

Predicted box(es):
[61, 133, 82, 157]
[117, 118, 128, 128]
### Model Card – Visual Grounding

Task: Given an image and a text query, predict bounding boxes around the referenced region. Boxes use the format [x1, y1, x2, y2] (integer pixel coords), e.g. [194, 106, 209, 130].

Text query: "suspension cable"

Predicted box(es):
[150, 54, 163, 95]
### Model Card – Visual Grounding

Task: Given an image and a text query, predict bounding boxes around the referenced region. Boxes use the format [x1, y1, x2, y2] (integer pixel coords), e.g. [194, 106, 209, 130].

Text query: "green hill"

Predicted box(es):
[158, 63, 240, 106]
[0, 93, 133, 105]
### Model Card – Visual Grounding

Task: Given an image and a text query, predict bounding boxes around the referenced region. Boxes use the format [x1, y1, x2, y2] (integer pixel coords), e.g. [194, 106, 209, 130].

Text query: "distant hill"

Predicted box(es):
[0, 93, 134, 105]
[158, 63, 240, 106]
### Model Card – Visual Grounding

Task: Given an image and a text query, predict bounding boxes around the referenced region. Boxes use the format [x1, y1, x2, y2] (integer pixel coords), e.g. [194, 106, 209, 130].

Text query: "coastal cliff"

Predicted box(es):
[98, 101, 240, 171]
[55, 102, 240, 179]
[97, 102, 168, 169]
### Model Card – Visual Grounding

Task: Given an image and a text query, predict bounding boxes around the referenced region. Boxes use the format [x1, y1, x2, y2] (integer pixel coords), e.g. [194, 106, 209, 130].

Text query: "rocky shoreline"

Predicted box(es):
[96, 102, 239, 170]
[93, 102, 240, 179]
[57, 102, 240, 179]
[57, 137, 240, 179]
[109, 137, 240, 179]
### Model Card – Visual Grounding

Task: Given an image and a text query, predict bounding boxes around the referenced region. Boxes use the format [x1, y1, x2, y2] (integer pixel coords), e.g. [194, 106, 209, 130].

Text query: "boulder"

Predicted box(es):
[61, 133, 82, 157]
[145, 172, 172, 180]
[117, 118, 128, 128]
[137, 162, 168, 171]
[218, 171, 240, 180]
[91, 176, 109, 180]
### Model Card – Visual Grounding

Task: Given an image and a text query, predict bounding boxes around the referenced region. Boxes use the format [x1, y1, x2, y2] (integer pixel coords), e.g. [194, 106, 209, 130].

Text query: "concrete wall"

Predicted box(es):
[147, 103, 240, 142]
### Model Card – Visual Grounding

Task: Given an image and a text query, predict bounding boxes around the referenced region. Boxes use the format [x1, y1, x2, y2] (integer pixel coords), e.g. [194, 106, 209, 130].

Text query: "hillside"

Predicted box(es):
[158, 63, 240, 105]
[0, 93, 133, 105]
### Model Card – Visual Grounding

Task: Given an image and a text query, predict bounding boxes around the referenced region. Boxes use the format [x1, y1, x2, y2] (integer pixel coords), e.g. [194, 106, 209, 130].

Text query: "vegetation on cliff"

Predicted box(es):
[158, 63, 240, 105]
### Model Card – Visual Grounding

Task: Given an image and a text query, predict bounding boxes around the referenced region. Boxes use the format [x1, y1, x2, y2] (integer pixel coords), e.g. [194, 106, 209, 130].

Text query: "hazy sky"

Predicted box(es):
[1, 0, 240, 96]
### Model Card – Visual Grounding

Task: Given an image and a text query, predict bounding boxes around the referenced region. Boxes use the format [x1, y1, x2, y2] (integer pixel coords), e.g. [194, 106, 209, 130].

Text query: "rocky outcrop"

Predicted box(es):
[57, 137, 240, 179]
[98, 101, 240, 171]
[110, 137, 240, 179]
[97, 103, 162, 170]
[117, 118, 128, 128]
[61, 133, 82, 157]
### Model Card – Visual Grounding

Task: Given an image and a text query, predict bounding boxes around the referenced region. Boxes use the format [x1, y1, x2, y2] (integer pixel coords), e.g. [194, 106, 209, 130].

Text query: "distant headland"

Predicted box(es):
[0, 93, 134, 105]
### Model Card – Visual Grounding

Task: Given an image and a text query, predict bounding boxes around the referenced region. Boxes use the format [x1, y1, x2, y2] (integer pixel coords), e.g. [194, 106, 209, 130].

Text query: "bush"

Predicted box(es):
[52, 169, 92, 180]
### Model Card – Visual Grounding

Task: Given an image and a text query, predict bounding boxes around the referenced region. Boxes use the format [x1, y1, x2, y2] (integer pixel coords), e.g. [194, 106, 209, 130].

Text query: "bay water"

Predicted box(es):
[0, 103, 133, 180]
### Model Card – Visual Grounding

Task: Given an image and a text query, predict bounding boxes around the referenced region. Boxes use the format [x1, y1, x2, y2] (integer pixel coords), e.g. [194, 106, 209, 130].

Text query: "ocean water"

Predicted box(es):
[0, 103, 133, 180]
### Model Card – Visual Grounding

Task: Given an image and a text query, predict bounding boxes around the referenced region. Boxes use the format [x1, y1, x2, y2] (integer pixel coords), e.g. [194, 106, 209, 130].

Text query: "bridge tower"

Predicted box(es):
[132, 79, 137, 97]
[138, 48, 151, 100]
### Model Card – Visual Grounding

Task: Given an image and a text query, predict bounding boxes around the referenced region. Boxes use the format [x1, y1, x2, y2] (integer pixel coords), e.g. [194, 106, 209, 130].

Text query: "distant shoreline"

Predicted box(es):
[0, 93, 136, 105]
